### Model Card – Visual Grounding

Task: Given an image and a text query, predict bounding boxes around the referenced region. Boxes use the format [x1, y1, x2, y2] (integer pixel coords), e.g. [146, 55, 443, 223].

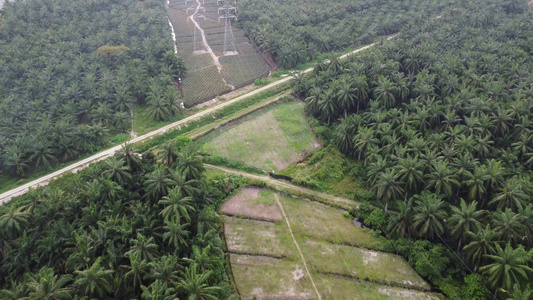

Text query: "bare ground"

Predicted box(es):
[220, 187, 282, 221]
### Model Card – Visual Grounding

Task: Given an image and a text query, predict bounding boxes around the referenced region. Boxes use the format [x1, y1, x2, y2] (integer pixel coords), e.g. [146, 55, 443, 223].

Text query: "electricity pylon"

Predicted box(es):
[218, 0, 237, 55]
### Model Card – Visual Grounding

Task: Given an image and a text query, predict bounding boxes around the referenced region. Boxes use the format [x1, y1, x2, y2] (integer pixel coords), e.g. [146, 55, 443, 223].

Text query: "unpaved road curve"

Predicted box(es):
[205, 164, 360, 210]
[0, 39, 393, 205]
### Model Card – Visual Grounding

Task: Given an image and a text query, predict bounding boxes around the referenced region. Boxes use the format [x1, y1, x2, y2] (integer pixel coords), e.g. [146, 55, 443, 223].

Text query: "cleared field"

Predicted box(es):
[222, 188, 437, 299]
[201, 101, 319, 172]
[230, 254, 316, 300]
[300, 239, 430, 290]
[281, 196, 391, 251]
[316, 275, 441, 300]
[221, 187, 282, 221]
[167, 0, 269, 107]
[223, 216, 296, 258]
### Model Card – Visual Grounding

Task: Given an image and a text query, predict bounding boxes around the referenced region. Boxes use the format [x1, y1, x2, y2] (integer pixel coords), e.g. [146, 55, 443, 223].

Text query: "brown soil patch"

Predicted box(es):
[221, 187, 282, 221]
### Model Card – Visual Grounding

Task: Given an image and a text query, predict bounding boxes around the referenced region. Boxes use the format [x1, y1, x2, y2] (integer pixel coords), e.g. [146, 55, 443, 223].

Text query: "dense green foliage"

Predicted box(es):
[238, 0, 460, 68]
[296, 0, 533, 297]
[0, 0, 185, 178]
[0, 143, 245, 299]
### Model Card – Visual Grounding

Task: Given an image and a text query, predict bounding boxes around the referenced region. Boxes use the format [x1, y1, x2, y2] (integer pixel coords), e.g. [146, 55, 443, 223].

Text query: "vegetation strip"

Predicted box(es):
[204, 164, 360, 210]
[274, 193, 321, 300]
[318, 271, 430, 293]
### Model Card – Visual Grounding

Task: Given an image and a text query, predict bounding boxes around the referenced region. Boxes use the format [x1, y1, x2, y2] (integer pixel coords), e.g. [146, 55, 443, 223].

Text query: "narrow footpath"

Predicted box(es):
[274, 193, 322, 300]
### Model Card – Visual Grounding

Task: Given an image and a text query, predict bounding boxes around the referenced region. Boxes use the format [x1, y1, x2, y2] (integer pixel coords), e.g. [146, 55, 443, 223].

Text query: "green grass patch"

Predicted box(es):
[280, 145, 371, 200]
[199, 101, 318, 172]
[223, 216, 296, 259]
[316, 274, 441, 300]
[255, 189, 276, 206]
[110, 133, 130, 144]
[133, 106, 184, 136]
[300, 239, 430, 290]
[229, 254, 315, 299]
[280, 195, 391, 251]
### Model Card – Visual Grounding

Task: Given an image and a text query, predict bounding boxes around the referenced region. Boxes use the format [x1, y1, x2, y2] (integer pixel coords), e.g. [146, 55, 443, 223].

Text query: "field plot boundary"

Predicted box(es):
[274, 193, 321, 300]
[205, 164, 360, 210]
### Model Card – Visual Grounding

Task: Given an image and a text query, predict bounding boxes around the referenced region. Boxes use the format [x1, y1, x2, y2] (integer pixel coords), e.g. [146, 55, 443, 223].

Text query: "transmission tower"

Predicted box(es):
[219, 0, 237, 56]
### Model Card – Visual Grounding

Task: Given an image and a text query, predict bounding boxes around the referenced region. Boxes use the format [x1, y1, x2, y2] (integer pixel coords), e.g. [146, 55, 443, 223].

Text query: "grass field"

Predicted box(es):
[221, 187, 437, 299]
[200, 101, 318, 172]
[223, 216, 296, 259]
[315, 275, 442, 300]
[281, 196, 391, 251]
[300, 239, 429, 290]
[230, 254, 316, 299]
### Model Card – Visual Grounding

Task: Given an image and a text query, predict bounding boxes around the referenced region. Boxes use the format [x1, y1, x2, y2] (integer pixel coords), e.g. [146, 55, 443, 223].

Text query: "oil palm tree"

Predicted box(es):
[0, 206, 30, 239]
[448, 199, 485, 251]
[125, 234, 159, 262]
[480, 243, 532, 293]
[425, 160, 459, 198]
[117, 143, 142, 171]
[373, 169, 404, 213]
[147, 255, 181, 284]
[386, 199, 415, 238]
[464, 225, 498, 271]
[177, 264, 221, 300]
[122, 254, 149, 292]
[489, 178, 528, 211]
[394, 155, 425, 198]
[163, 217, 190, 249]
[353, 127, 379, 161]
[103, 156, 132, 186]
[141, 280, 176, 300]
[491, 209, 526, 244]
[159, 188, 195, 223]
[144, 166, 175, 201]
[411, 192, 448, 240]
[25, 267, 72, 300]
[158, 143, 178, 166]
[73, 257, 114, 298]
[177, 147, 204, 181]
